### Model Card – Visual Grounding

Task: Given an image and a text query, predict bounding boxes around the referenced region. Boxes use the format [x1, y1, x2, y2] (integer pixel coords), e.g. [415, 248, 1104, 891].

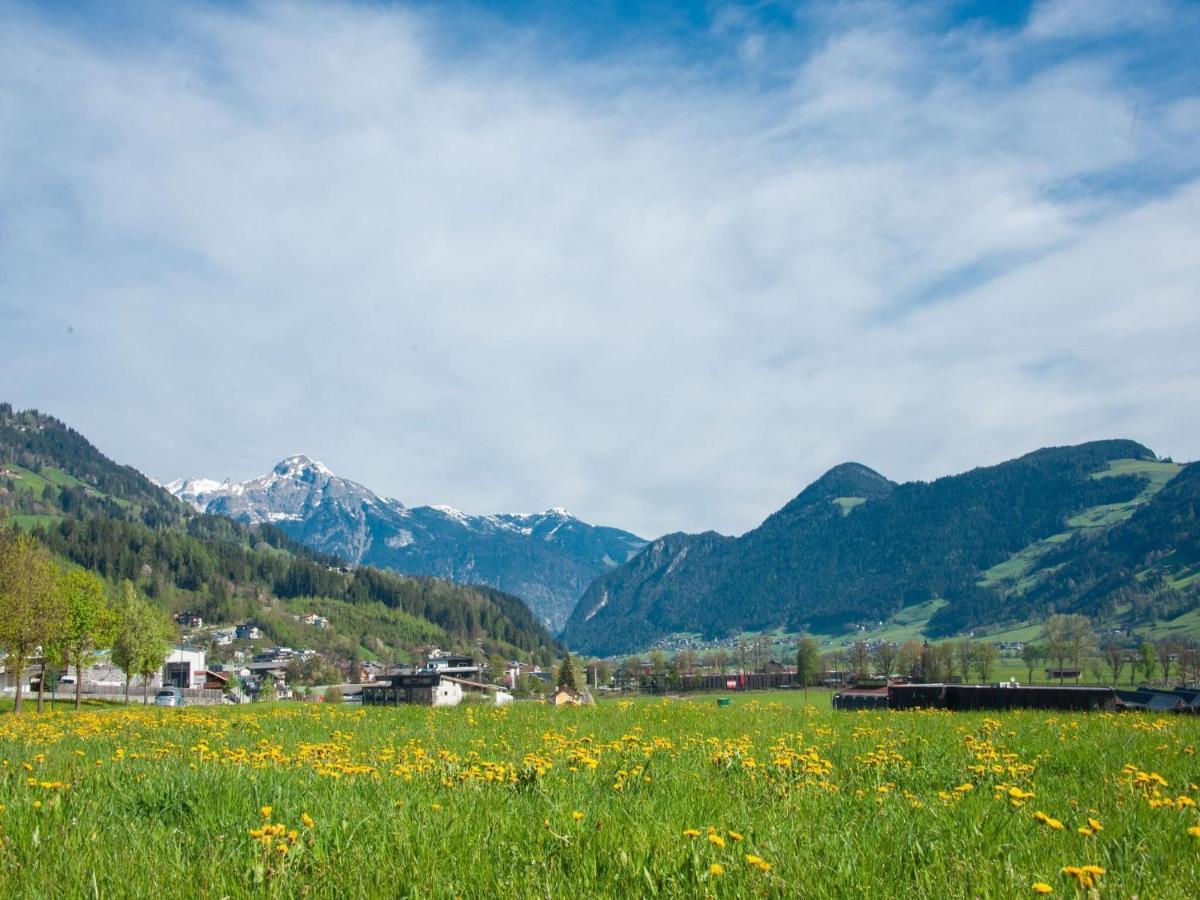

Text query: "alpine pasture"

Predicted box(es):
[2, 694, 1198, 897]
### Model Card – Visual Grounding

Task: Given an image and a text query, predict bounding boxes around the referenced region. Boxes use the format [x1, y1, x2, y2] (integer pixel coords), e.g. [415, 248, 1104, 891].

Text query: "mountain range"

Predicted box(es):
[562, 441, 1200, 655]
[167, 457, 645, 632]
[0, 404, 561, 665]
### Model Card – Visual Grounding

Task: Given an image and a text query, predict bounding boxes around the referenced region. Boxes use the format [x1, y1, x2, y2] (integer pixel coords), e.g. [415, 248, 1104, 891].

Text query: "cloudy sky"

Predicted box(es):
[2, 0, 1198, 538]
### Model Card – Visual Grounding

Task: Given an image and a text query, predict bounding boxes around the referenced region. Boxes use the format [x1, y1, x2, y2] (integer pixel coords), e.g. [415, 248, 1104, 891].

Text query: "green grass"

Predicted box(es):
[9, 513, 65, 530]
[809, 599, 950, 650]
[978, 459, 1184, 593]
[831, 496, 867, 516]
[2, 699, 1197, 898]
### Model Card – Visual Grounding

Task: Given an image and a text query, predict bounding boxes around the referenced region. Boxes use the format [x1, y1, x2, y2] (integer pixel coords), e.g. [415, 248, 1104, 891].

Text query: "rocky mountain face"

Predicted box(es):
[562, 441, 1198, 655]
[168, 456, 645, 632]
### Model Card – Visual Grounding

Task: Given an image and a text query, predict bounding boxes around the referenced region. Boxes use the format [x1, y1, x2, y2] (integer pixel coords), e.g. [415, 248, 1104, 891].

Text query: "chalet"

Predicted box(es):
[175, 612, 204, 629]
[299, 613, 330, 629]
[212, 629, 236, 647]
[550, 685, 594, 707]
[362, 671, 463, 707]
[235, 624, 262, 641]
[203, 669, 230, 691]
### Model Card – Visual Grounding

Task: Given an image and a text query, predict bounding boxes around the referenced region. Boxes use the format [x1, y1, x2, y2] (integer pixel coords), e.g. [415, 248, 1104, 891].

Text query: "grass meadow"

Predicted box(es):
[1, 692, 1198, 898]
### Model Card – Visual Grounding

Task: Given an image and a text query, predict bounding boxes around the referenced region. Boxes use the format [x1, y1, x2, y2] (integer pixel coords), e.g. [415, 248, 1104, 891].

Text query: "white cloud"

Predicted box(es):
[0, 0, 1197, 538]
[1026, 0, 1174, 40]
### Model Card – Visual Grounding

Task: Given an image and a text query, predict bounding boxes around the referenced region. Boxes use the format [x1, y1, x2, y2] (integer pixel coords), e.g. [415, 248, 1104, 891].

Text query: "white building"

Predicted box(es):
[162, 645, 207, 690]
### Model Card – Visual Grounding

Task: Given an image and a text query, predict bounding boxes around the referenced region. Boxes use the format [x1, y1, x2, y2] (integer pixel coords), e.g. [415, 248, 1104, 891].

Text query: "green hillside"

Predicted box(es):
[564, 441, 1200, 655]
[0, 404, 561, 667]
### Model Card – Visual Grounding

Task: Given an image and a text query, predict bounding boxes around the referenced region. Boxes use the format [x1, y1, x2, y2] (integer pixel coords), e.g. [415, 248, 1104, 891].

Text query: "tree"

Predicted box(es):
[556, 651, 579, 690]
[53, 568, 116, 711]
[135, 604, 172, 705]
[954, 640, 976, 683]
[849, 641, 870, 679]
[974, 643, 998, 683]
[796, 637, 822, 692]
[0, 530, 61, 714]
[897, 640, 922, 680]
[1138, 642, 1157, 684]
[1155, 640, 1177, 686]
[1021, 643, 1042, 684]
[1102, 643, 1126, 687]
[874, 641, 897, 679]
[112, 581, 173, 705]
[1042, 614, 1095, 685]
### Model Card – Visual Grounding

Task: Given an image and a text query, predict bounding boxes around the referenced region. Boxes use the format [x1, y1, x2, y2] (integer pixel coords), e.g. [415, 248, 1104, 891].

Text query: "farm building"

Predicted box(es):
[886, 683, 1115, 712]
[1116, 688, 1200, 713]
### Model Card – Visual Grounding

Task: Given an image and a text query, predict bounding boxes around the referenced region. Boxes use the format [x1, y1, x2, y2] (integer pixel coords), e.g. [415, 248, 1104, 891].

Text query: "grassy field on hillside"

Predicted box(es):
[978, 458, 1184, 592]
[2, 697, 1198, 898]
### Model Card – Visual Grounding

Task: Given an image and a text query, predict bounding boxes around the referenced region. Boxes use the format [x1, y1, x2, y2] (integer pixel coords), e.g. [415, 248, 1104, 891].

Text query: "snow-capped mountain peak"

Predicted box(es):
[167, 457, 647, 631]
[273, 454, 334, 479]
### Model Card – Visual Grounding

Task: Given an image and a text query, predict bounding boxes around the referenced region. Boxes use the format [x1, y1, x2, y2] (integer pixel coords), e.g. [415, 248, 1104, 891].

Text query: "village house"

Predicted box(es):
[235, 624, 262, 641]
[174, 612, 204, 629]
[550, 685, 594, 707]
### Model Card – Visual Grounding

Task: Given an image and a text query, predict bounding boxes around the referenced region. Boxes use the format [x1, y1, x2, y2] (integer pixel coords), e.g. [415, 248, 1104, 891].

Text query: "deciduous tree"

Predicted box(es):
[55, 568, 116, 711]
[0, 530, 62, 715]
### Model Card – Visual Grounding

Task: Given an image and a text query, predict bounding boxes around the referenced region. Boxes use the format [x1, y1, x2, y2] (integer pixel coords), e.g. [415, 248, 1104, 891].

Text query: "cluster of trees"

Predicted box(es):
[817, 636, 1001, 684]
[806, 613, 1200, 689]
[0, 528, 174, 713]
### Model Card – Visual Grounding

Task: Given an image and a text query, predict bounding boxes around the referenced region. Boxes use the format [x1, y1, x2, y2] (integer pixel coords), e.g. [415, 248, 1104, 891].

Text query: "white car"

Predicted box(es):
[154, 688, 185, 707]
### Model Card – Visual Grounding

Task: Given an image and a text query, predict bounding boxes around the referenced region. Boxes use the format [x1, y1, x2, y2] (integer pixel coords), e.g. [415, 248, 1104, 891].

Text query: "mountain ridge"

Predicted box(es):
[168, 455, 646, 631]
[562, 439, 1198, 654]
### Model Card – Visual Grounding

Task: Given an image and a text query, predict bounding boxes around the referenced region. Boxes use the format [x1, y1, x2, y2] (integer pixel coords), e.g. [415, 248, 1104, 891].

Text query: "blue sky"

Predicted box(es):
[2, 0, 1198, 537]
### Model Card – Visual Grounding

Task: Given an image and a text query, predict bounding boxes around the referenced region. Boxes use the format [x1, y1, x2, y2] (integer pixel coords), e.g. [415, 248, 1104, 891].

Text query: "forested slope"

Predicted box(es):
[0, 404, 560, 664]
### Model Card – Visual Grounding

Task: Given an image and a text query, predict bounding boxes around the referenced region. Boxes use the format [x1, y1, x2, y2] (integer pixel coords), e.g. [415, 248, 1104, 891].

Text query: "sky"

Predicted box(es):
[2, 0, 1198, 539]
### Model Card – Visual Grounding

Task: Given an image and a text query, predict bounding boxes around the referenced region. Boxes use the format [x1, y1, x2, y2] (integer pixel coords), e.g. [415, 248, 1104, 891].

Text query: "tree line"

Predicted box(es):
[0, 528, 175, 713]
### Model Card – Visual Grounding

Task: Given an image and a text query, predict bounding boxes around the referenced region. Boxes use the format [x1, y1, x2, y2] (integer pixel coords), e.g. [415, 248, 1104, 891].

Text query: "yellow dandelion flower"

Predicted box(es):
[1032, 882, 1052, 894]
[682, 828, 701, 838]
[728, 831, 744, 842]
[954, 783, 974, 793]
[1078, 827, 1093, 837]
[708, 833, 726, 849]
[571, 811, 585, 822]
[301, 812, 315, 829]
[431, 803, 442, 811]
[709, 863, 725, 876]
[1188, 825, 1200, 838]
[1087, 818, 1103, 832]
[260, 806, 272, 819]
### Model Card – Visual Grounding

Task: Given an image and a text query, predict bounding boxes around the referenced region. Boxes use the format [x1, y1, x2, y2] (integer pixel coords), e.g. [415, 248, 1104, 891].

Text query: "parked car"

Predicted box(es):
[59, 674, 77, 686]
[154, 687, 185, 707]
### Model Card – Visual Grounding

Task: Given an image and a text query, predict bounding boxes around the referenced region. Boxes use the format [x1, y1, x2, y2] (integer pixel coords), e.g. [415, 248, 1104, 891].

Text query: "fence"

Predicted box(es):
[3, 682, 225, 706]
